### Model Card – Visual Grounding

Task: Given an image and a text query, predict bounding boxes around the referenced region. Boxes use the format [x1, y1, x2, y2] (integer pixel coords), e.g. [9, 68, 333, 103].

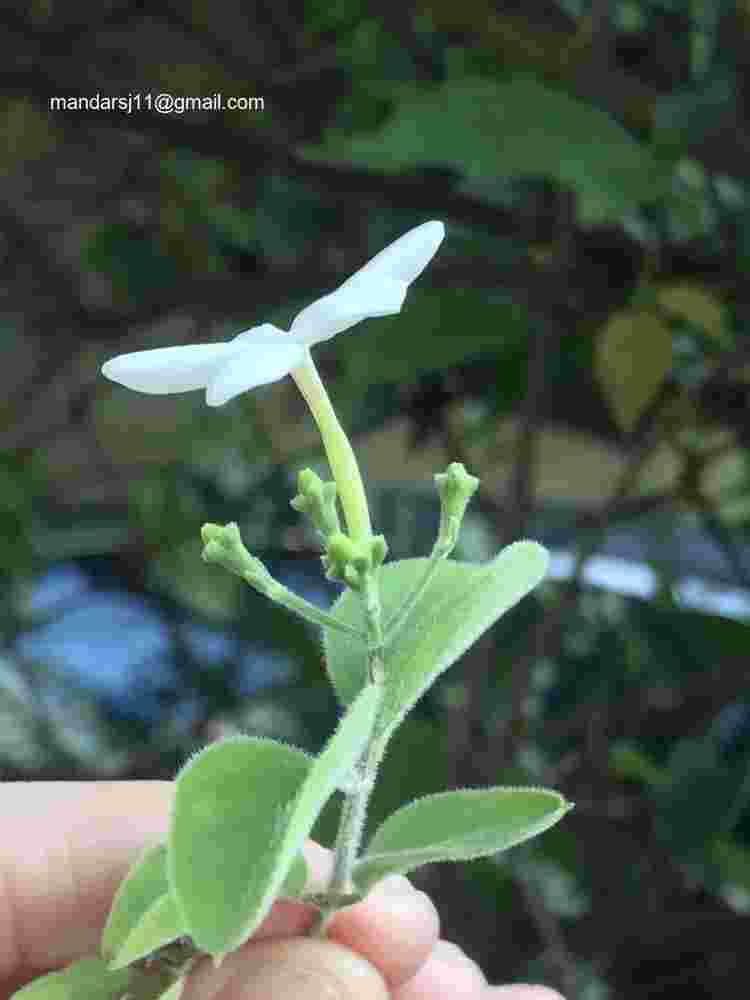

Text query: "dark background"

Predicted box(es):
[2, 2, 750, 997]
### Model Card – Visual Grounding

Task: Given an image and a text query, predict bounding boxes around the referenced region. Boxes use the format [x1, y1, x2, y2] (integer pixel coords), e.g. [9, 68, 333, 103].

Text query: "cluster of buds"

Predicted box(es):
[291, 467, 388, 590]
[321, 532, 388, 591]
[290, 469, 341, 542]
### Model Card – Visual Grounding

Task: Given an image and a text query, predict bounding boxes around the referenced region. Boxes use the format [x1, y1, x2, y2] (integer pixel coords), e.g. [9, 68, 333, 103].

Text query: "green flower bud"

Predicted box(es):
[290, 468, 342, 541]
[321, 530, 389, 590]
[434, 462, 480, 549]
[369, 534, 388, 569]
[323, 531, 358, 584]
[200, 521, 270, 584]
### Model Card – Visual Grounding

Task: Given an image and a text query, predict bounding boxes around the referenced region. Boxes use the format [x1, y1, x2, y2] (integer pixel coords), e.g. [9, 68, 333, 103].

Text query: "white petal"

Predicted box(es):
[101, 343, 230, 394]
[205, 330, 305, 406]
[288, 220, 444, 346]
[290, 271, 407, 345]
[351, 220, 445, 285]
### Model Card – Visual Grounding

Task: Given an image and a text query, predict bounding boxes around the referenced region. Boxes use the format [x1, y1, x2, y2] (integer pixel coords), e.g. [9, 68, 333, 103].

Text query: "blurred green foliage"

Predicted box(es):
[2, 1, 750, 997]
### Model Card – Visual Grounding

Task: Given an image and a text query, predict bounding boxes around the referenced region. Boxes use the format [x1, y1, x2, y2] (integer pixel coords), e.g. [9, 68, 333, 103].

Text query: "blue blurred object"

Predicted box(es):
[13, 556, 329, 726]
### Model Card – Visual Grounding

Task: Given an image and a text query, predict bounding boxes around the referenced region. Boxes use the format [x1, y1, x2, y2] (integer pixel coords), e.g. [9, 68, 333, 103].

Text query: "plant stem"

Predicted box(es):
[382, 538, 451, 647]
[310, 569, 386, 936]
[290, 353, 373, 544]
[260, 575, 366, 639]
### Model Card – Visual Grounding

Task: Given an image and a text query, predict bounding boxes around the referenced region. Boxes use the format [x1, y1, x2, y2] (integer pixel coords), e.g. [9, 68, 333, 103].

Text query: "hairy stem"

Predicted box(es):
[310, 570, 386, 936]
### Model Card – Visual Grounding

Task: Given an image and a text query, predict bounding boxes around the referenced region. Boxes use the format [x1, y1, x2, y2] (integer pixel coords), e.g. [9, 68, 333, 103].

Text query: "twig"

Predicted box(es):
[514, 855, 581, 999]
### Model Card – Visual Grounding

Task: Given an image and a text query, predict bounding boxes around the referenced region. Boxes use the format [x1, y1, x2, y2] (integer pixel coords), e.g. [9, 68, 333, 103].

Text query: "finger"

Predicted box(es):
[0, 783, 438, 996]
[324, 874, 440, 990]
[487, 988, 565, 999]
[394, 939, 487, 1000]
[183, 936, 389, 1000]
[0, 782, 332, 985]
[0, 781, 173, 984]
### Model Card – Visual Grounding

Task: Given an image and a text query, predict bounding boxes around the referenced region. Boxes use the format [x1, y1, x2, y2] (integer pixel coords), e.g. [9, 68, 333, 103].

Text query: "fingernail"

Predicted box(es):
[243, 966, 339, 999]
[433, 940, 465, 961]
[375, 874, 414, 896]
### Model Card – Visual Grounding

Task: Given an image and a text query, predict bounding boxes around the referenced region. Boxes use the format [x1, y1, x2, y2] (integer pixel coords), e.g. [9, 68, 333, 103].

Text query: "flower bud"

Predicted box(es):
[434, 462, 480, 549]
[201, 521, 270, 584]
[369, 534, 388, 569]
[321, 528, 389, 589]
[290, 468, 342, 541]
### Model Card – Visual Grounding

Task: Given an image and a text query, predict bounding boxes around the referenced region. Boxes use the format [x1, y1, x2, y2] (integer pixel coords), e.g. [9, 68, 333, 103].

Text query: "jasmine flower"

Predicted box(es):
[101, 220, 445, 407]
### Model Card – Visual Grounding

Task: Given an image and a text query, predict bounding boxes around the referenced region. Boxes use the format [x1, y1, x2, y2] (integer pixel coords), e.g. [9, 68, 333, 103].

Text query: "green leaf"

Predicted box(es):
[334, 288, 530, 385]
[280, 851, 310, 898]
[170, 683, 381, 957]
[156, 980, 185, 1000]
[108, 893, 186, 971]
[169, 736, 313, 958]
[11, 958, 131, 1000]
[353, 787, 572, 893]
[102, 843, 169, 960]
[324, 542, 549, 748]
[300, 77, 669, 221]
[595, 310, 673, 432]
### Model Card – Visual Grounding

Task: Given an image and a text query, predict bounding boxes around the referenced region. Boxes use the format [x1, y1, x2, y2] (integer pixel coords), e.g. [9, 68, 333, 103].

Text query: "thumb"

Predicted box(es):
[182, 936, 390, 1000]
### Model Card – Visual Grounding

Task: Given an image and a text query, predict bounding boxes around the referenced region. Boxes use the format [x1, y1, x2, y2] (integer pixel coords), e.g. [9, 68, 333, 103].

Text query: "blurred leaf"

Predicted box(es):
[609, 742, 670, 787]
[301, 76, 669, 221]
[712, 836, 750, 897]
[653, 731, 750, 858]
[0, 97, 59, 174]
[334, 288, 530, 386]
[253, 175, 334, 265]
[158, 152, 255, 272]
[657, 283, 725, 337]
[595, 310, 673, 431]
[80, 223, 181, 304]
[653, 73, 736, 161]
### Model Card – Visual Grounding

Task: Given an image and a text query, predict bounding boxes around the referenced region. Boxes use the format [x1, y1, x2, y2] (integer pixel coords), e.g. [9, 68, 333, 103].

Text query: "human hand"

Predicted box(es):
[1, 782, 564, 1000]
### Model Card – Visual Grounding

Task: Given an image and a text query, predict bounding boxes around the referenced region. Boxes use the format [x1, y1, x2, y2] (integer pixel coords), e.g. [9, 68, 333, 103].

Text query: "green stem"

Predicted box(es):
[383, 537, 452, 646]
[290, 353, 372, 544]
[248, 573, 366, 639]
[310, 570, 386, 937]
[361, 571, 385, 683]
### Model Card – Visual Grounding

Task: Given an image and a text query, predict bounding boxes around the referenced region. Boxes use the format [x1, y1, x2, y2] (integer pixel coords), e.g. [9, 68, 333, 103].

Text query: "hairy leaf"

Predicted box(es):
[324, 542, 549, 749]
[353, 787, 572, 893]
[102, 843, 169, 961]
[170, 683, 380, 956]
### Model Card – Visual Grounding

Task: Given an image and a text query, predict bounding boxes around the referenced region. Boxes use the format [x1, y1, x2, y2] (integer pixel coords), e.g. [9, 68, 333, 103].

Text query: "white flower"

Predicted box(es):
[101, 220, 445, 407]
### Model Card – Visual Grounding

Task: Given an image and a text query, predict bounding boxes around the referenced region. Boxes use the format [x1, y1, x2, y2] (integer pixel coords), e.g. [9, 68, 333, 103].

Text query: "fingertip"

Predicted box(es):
[395, 944, 487, 999]
[325, 877, 440, 989]
[488, 987, 566, 999]
[183, 936, 389, 1000]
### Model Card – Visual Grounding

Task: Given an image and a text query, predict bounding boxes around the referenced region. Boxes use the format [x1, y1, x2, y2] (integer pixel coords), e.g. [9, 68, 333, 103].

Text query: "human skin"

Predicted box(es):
[0, 782, 564, 1000]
